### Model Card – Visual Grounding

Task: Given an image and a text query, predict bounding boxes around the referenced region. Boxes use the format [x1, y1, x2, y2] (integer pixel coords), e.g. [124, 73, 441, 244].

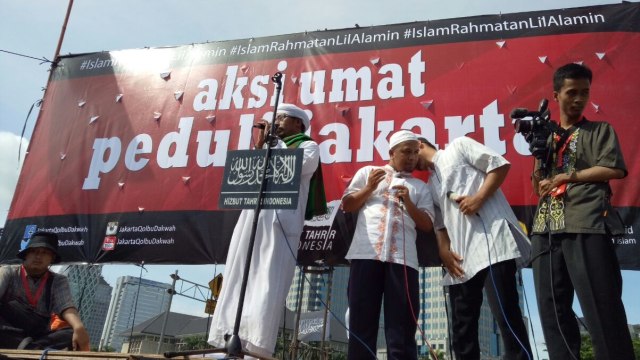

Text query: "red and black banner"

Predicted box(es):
[2, 3, 639, 269]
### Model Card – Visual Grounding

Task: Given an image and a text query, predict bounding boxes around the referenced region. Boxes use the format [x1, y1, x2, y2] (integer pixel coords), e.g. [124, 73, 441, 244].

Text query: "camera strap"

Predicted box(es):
[552, 123, 580, 167]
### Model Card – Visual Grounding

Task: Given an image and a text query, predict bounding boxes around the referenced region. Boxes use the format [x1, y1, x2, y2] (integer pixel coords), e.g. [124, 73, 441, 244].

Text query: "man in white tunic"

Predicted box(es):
[342, 130, 434, 360]
[208, 104, 326, 359]
[416, 136, 532, 360]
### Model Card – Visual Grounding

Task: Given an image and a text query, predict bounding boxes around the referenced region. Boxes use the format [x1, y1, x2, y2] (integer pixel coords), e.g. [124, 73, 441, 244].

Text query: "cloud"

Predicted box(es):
[0, 132, 28, 227]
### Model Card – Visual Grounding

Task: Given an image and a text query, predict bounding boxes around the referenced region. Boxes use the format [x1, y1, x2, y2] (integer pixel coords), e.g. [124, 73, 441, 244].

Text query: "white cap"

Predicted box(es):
[389, 130, 418, 149]
[276, 103, 310, 130]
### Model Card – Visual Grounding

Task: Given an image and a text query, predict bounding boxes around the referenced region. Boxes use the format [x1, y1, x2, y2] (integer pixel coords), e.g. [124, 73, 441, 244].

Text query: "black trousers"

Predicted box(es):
[0, 304, 74, 351]
[448, 259, 532, 360]
[347, 259, 419, 360]
[531, 233, 634, 360]
[0, 323, 73, 350]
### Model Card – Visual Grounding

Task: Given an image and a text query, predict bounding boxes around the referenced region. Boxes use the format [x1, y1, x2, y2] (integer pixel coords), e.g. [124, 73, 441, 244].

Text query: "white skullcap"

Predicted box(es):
[277, 103, 310, 130]
[389, 130, 418, 149]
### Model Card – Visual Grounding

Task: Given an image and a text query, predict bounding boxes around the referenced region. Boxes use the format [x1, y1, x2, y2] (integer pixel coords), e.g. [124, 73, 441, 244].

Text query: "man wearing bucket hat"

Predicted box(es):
[342, 130, 434, 360]
[0, 231, 90, 351]
[208, 104, 327, 358]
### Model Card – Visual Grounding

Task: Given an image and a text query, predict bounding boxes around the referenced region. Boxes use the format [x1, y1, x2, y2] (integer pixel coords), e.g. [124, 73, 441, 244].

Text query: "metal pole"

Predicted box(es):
[281, 305, 286, 360]
[320, 267, 334, 360]
[290, 268, 306, 360]
[129, 261, 145, 352]
[157, 270, 178, 354]
[53, 0, 74, 62]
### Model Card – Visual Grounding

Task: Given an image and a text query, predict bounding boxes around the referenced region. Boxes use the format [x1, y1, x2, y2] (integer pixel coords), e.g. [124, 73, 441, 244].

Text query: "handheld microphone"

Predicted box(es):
[253, 123, 266, 129]
[448, 191, 480, 216]
[446, 191, 460, 202]
[392, 173, 405, 206]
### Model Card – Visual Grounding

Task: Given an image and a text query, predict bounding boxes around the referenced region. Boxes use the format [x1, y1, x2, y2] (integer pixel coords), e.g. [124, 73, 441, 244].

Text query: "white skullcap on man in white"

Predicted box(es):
[276, 103, 310, 130]
[389, 130, 418, 149]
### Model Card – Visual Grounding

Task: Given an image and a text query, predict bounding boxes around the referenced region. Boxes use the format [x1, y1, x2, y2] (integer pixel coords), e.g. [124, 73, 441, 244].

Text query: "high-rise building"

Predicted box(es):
[286, 265, 527, 359]
[286, 266, 349, 322]
[416, 267, 449, 357]
[86, 276, 113, 348]
[285, 266, 350, 355]
[57, 264, 111, 348]
[416, 267, 528, 359]
[99, 275, 172, 352]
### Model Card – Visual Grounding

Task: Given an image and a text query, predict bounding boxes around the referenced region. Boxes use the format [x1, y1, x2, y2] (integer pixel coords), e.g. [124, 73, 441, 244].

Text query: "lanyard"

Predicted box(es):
[20, 265, 50, 307]
[554, 118, 583, 168]
[554, 132, 575, 168]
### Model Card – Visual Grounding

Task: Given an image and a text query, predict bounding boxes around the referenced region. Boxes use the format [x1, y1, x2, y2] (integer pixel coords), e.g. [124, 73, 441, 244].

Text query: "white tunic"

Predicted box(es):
[343, 165, 434, 270]
[208, 140, 319, 358]
[428, 137, 531, 286]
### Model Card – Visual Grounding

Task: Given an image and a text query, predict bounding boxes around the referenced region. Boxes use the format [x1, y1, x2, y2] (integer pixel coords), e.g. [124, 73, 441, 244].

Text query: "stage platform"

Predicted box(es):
[0, 348, 277, 359]
[0, 349, 166, 359]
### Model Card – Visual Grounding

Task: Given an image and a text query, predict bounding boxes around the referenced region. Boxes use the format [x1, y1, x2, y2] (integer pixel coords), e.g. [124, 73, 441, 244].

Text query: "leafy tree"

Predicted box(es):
[180, 335, 209, 350]
[94, 345, 114, 352]
[419, 349, 445, 360]
[330, 351, 347, 360]
[581, 334, 640, 359]
[580, 334, 595, 360]
[274, 335, 288, 359]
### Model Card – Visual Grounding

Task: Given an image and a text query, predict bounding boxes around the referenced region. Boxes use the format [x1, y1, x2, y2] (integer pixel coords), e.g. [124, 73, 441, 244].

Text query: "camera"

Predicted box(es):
[511, 99, 553, 160]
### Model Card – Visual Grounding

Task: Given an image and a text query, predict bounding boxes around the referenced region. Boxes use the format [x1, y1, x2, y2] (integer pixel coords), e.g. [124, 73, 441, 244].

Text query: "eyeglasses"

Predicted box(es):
[275, 114, 290, 122]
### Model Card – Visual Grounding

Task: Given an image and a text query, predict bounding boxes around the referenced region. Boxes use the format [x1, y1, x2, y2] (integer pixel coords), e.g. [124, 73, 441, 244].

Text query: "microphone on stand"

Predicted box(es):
[267, 123, 280, 147]
[252, 122, 280, 132]
[253, 121, 280, 146]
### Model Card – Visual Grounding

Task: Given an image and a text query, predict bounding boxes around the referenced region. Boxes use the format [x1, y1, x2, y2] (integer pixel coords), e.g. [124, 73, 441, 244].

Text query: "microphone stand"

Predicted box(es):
[225, 72, 283, 359]
[165, 73, 283, 360]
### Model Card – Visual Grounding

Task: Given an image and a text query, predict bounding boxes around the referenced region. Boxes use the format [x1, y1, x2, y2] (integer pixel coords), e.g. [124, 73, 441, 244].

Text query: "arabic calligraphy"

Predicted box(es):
[227, 154, 297, 186]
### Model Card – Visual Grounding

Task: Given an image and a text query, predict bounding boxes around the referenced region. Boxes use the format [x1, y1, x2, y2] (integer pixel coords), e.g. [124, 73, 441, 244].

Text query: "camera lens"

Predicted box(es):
[514, 119, 532, 134]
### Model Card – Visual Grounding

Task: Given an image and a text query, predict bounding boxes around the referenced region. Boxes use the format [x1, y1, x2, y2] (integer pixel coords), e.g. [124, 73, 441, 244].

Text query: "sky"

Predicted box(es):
[1, 0, 639, 357]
